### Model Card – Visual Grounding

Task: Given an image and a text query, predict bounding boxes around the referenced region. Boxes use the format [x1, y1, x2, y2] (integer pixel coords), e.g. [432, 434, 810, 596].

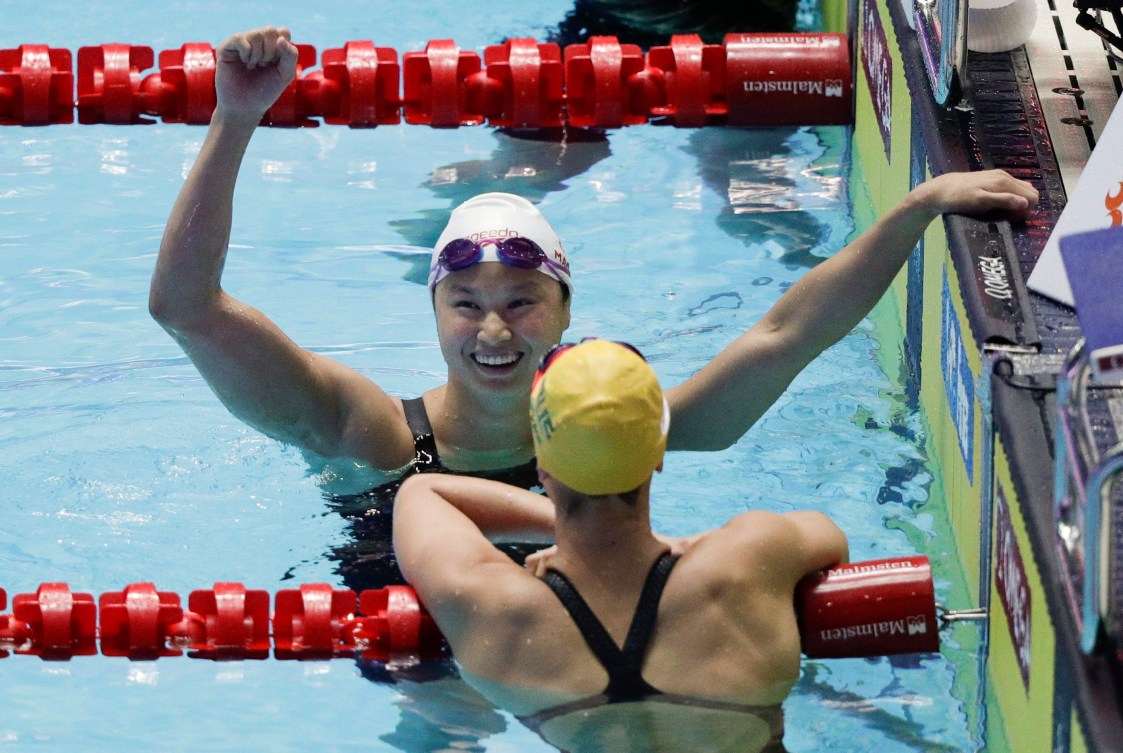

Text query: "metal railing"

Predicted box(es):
[1054, 339, 1123, 652]
[914, 0, 969, 106]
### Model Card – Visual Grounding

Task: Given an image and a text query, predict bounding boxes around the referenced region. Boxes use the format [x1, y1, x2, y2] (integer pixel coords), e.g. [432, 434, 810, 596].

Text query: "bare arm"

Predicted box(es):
[666, 169, 1039, 451]
[149, 27, 410, 467]
[393, 475, 555, 630]
[708, 509, 849, 589]
[394, 474, 555, 552]
[779, 510, 850, 572]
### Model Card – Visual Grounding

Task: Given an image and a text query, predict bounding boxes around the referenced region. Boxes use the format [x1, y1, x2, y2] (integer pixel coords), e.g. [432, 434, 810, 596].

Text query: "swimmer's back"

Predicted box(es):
[640, 510, 812, 703]
[456, 509, 833, 707]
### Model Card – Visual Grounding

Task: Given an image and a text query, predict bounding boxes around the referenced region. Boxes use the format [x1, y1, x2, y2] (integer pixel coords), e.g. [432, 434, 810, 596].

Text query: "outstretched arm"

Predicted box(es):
[666, 169, 1039, 451]
[150, 27, 410, 468]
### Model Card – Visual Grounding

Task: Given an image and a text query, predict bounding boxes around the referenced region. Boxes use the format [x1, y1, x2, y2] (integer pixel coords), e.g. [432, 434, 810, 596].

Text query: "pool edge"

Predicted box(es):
[843, 0, 1123, 748]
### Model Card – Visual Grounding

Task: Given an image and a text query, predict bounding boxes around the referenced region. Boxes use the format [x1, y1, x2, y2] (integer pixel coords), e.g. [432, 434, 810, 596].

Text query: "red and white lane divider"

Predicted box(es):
[0, 582, 444, 661]
[0, 556, 984, 662]
[0, 33, 851, 128]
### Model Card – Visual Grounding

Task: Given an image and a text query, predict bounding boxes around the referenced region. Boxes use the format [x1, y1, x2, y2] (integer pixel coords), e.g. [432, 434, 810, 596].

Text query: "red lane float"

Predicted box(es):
[317, 41, 400, 127]
[403, 40, 480, 127]
[77, 44, 154, 124]
[99, 583, 185, 658]
[2, 33, 851, 128]
[353, 585, 444, 654]
[273, 583, 357, 658]
[724, 33, 851, 126]
[0, 587, 21, 660]
[0, 45, 73, 125]
[11, 583, 97, 659]
[797, 556, 940, 657]
[0, 581, 445, 661]
[564, 36, 649, 128]
[0, 557, 971, 662]
[148, 43, 219, 125]
[178, 582, 273, 659]
[479, 38, 566, 129]
[646, 35, 726, 127]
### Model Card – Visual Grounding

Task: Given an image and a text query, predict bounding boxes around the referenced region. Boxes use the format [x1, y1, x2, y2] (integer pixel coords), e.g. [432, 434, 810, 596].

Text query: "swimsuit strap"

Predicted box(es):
[542, 551, 680, 699]
[620, 551, 679, 673]
[401, 397, 441, 469]
[400, 396, 539, 486]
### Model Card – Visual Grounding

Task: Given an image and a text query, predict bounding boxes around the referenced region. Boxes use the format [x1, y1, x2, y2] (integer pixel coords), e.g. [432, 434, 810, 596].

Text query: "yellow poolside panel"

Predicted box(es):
[918, 242, 986, 603]
[850, 0, 988, 619]
[851, 0, 912, 222]
[847, 0, 1123, 745]
[820, 0, 850, 36]
[850, 1, 1061, 750]
[988, 439, 1058, 752]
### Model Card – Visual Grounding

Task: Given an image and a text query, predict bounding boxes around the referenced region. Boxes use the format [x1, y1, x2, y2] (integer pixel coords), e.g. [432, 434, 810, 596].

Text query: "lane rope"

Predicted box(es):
[0, 34, 852, 128]
[0, 556, 982, 662]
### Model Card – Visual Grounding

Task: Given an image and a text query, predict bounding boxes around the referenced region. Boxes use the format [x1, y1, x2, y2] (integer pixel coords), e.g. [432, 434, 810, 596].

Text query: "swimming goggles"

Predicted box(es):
[535, 337, 646, 383]
[430, 236, 571, 286]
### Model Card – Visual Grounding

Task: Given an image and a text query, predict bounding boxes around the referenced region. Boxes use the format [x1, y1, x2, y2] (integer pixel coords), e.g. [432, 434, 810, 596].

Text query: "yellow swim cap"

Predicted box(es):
[530, 340, 669, 495]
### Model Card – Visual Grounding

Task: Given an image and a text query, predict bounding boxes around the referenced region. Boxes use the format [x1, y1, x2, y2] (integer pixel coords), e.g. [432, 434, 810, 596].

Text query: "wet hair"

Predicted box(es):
[551, 483, 642, 516]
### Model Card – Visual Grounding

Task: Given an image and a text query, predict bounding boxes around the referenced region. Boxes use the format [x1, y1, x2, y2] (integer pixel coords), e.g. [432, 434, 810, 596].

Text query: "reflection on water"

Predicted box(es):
[554, 0, 802, 46]
[690, 127, 845, 267]
[0, 2, 975, 752]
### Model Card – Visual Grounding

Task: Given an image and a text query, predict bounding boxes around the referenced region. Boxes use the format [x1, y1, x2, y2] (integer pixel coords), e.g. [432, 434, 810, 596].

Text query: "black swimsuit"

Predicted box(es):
[542, 551, 679, 700]
[400, 397, 540, 484]
[326, 397, 541, 592]
[524, 553, 787, 750]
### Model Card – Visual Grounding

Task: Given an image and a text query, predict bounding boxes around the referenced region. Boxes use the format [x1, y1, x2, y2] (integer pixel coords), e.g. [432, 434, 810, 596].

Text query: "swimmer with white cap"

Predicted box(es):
[152, 26, 1040, 501]
[428, 192, 573, 296]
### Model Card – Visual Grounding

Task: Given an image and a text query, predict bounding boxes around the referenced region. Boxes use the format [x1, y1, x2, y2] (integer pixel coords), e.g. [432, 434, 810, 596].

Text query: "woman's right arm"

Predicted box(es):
[149, 27, 412, 468]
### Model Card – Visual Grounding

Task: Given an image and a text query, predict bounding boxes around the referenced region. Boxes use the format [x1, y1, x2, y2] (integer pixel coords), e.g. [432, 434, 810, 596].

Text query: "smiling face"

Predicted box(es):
[434, 262, 571, 401]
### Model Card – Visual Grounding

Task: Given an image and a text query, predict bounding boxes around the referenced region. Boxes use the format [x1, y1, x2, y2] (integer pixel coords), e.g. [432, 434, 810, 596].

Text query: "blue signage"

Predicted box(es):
[942, 269, 975, 483]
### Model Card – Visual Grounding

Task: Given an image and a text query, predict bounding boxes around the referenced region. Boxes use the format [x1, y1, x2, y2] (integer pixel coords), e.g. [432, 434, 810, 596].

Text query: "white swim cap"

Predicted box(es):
[428, 193, 572, 294]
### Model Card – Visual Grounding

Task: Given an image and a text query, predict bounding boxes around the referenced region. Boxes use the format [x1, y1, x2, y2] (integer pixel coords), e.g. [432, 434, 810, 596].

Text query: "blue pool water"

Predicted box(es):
[1, 2, 980, 750]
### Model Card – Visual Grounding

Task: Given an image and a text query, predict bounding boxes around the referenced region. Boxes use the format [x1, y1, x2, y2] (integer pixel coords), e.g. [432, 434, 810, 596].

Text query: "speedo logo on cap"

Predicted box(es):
[467, 228, 521, 242]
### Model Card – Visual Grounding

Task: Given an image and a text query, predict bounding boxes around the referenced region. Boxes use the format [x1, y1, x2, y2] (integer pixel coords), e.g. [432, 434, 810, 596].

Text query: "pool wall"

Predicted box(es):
[843, 0, 1120, 748]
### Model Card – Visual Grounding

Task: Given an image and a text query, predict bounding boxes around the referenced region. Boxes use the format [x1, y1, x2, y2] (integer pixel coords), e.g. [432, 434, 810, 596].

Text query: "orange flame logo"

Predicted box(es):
[1107, 182, 1123, 227]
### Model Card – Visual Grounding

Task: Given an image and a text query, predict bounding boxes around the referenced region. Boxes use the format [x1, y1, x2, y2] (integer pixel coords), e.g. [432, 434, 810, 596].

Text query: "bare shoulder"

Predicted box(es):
[704, 509, 820, 550]
[322, 360, 416, 469]
[677, 509, 846, 592]
[726, 509, 842, 548]
[440, 563, 563, 671]
[420, 554, 551, 618]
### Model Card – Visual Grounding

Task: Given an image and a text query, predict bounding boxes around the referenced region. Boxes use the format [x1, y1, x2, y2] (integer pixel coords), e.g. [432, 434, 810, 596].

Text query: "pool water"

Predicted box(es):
[1, 2, 980, 751]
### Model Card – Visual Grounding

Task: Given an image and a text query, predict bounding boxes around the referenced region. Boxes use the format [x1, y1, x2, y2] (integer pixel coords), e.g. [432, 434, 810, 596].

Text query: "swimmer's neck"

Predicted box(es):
[548, 488, 668, 582]
[425, 382, 536, 461]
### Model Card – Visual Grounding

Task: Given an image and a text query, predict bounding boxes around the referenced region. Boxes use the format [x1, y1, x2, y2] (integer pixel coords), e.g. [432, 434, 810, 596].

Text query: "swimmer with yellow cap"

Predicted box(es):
[529, 338, 669, 495]
[394, 339, 850, 751]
